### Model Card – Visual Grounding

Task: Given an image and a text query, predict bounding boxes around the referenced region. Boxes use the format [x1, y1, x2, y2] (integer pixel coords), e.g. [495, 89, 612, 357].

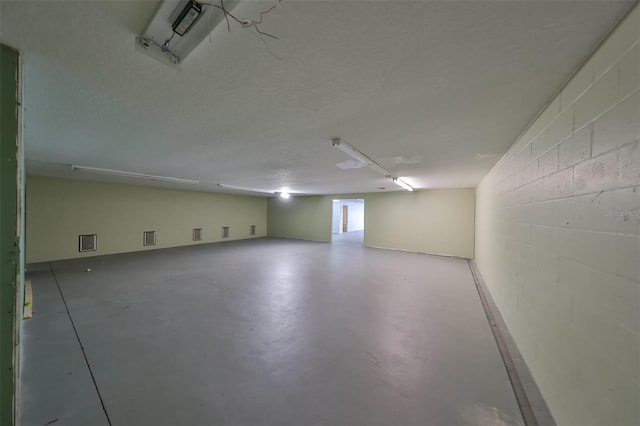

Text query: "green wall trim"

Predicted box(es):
[0, 43, 19, 426]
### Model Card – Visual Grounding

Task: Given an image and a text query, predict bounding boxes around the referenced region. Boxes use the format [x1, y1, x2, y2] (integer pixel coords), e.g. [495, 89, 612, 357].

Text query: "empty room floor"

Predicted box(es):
[21, 238, 523, 426]
[331, 230, 364, 245]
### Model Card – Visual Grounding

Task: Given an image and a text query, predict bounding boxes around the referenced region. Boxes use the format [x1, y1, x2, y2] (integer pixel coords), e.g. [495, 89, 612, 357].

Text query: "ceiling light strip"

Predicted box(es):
[332, 138, 390, 177]
[333, 138, 417, 191]
[71, 165, 199, 185]
[393, 177, 414, 192]
[217, 183, 274, 194]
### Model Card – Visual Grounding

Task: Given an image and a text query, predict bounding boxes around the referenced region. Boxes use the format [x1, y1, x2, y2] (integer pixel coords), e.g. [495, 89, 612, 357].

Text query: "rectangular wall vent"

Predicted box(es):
[193, 228, 202, 241]
[143, 230, 156, 246]
[79, 234, 97, 252]
[250, 225, 256, 236]
[221, 226, 229, 238]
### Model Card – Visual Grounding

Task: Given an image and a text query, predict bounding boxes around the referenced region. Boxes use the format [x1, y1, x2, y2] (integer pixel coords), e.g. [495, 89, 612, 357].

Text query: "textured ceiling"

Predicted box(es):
[0, 0, 634, 195]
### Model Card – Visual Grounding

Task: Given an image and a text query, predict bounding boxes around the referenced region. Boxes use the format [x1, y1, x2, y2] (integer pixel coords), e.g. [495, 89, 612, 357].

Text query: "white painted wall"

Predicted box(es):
[475, 5, 639, 425]
[332, 200, 341, 233]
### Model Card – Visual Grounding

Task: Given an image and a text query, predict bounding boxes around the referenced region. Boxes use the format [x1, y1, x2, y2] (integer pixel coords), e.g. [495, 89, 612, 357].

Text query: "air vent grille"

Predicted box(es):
[193, 228, 202, 241]
[221, 226, 229, 238]
[79, 234, 97, 252]
[143, 230, 156, 246]
[250, 225, 256, 236]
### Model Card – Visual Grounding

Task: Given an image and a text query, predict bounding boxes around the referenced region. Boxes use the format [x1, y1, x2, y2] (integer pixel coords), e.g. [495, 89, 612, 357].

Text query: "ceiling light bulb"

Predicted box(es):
[279, 191, 290, 199]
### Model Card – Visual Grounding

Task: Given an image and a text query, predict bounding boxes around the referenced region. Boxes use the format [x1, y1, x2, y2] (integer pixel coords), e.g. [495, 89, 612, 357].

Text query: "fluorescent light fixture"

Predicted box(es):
[393, 177, 414, 192]
[136, 0, 239, 68]
[172, 0, 202, 36]
[332, 138, 390, 177]
[71, 165, 198, 185]
[332, 137, 415, 192]
[217, 184, 293, 198]
[333, 138, 368, 163]
[217, 183, 273, 194]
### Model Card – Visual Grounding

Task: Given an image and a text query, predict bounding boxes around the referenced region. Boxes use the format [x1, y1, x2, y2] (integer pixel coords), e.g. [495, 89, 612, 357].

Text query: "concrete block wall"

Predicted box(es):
[475, 5, 639, 425]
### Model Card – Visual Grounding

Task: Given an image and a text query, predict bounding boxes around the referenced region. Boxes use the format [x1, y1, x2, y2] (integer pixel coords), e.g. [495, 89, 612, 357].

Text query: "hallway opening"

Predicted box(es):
[332, 199, 365, 245]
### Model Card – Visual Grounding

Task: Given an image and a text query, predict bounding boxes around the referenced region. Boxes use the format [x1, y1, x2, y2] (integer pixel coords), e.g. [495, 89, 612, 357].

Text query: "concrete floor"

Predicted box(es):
[22, 238, 523, 426]
[331, 230, 364, 245]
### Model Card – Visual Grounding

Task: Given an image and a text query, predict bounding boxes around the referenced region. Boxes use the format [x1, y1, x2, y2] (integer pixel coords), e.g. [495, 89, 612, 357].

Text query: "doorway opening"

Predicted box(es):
[332, 199, 365, 245]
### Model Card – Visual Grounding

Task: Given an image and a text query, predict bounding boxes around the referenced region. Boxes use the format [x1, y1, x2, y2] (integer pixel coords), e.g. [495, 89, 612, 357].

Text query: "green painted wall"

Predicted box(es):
[26, 176, 268, 263]
[364, 189, 475, 257]
[267, 195, 333, 242]
[267, 189, 475, 259]
[0, 43, 19, 426]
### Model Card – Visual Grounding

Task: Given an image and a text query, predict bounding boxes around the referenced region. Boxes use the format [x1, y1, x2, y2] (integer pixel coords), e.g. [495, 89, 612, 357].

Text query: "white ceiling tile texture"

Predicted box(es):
[0, 0, 633, 195]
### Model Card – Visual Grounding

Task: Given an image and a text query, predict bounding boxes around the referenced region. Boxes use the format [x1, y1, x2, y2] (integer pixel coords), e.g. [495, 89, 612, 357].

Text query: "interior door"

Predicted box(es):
[342, 205, 348, 232]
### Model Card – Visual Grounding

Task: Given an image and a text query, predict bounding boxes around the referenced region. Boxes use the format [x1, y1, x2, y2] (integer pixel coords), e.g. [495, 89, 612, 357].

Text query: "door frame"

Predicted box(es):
[342, 205, 348, 232]
[1, 43, 23, 426]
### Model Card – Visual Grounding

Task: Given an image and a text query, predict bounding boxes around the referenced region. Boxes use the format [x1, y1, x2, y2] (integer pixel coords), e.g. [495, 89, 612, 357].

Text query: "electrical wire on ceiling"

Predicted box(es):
[139, 35, 181, 64]
[246, 26, 283, 60]
[137, 0, 284, 67]
[219, 0, 231, 33]
[161, 32, 176, 52]
[199, 0, 282, 45]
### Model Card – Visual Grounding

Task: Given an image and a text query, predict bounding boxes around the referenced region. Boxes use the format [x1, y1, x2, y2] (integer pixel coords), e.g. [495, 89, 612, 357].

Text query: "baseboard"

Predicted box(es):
[363, 244, 469, 259]
[468, 260, 556, 426]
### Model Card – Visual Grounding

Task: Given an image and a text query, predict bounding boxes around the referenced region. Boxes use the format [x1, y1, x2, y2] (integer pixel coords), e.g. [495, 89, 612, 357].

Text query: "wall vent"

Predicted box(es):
[143, 230, 156, 246]
[193, 228, 202, 241]
[79, 234, 97, 252]
[221, 226, 229, 238]
[250, 225, 256, 236]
